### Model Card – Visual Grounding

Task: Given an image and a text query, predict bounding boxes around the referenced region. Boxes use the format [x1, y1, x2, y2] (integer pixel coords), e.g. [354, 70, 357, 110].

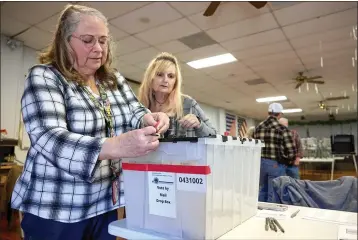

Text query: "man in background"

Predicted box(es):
[279, 117, 303, 179]
[254, 103, 296, 202]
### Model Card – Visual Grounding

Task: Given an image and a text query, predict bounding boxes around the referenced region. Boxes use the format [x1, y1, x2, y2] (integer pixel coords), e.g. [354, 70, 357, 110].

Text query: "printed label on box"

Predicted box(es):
[176, 173, 207, 193]
[148, 171, 176, 218]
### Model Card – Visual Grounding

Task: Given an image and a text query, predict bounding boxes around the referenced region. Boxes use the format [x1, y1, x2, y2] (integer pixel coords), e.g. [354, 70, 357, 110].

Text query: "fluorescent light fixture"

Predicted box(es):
[256, 96, 287, 103]
[282, 108, 303, 113]
[187, 53, 237, 69]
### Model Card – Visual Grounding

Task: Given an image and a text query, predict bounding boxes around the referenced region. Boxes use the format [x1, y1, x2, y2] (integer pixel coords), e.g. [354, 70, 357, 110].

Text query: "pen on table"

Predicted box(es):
[265, 217, 269, 231]
[272, 218, 285, 233]
[291, 209, 300, 218]
[269, 218, 277, 232]
[270, 218, 278, 232]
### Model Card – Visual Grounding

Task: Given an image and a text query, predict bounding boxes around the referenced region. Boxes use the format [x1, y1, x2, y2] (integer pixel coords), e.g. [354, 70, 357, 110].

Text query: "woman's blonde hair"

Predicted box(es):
[38, 4, 117, 88]
[245, 126, 256, 138]
[138, 52, 184, 118]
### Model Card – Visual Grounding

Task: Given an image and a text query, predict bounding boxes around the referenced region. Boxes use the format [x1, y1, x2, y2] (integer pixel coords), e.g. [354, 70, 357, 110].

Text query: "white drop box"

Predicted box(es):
[121, 136, 263, 240]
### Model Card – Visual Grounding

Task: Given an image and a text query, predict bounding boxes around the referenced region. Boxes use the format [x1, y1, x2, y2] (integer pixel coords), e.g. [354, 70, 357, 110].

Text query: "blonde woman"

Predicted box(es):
[138, 52, 217, 137]
[11, 4, 169, 240]
[245, 126, 256, 138]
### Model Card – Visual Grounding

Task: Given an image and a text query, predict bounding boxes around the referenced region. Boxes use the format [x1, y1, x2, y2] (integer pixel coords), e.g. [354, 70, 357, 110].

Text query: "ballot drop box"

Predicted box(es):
[121, 136, 263, 240]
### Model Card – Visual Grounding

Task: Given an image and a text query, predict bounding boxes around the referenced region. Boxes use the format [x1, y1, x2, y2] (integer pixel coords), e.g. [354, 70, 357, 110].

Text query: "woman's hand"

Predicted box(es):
[178, 114, 201, 129]
[142, 112, 170, 134]
[100, 126, 160, 160]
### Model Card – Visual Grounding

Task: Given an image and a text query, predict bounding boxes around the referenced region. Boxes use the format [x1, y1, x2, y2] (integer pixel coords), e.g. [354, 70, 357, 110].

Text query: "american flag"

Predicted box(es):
[237, 117, 248, 138]
[225, 112, 237, 136]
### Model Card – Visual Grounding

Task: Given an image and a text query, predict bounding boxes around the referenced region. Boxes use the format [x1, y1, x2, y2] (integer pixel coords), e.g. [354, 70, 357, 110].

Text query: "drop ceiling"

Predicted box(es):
[1, 1, 357, 120]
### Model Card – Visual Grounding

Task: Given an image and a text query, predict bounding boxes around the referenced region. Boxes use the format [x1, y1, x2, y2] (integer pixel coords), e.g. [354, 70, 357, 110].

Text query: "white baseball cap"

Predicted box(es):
[268, 102, 283, 113]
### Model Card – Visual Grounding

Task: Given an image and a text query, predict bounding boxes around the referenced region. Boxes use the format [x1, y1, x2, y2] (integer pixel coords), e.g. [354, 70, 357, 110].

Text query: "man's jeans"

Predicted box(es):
[286, 166, 300, 179]
[259, 158, 286, 202]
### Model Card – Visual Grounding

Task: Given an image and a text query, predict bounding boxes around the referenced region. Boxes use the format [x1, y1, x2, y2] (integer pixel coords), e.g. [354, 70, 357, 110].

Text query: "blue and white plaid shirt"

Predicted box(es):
[11, 64, 149, 223]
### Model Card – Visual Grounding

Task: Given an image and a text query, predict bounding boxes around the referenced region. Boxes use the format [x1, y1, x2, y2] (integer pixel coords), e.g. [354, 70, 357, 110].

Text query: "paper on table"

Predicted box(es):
[256, 209, 290, 220]
[302, 209, 357, 226]
[337, 225, 357, 240]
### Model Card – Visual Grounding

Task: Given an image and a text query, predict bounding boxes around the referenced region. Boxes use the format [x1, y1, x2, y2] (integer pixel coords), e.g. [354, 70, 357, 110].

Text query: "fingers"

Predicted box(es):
[145, 140, 160, 152]
[143, 113, 157, 127]
[156, 113, 170, 134]
[141, 126, 157, 135]
[179, 115, 200, 129]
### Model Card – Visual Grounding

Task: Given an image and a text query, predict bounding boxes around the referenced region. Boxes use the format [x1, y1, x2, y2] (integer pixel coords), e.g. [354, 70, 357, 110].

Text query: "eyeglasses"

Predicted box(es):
[71, 34, 109, 48]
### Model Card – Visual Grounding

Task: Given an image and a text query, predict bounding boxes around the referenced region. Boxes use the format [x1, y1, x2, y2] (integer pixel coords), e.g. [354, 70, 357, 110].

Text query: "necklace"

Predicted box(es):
[154, 95, 167, 106]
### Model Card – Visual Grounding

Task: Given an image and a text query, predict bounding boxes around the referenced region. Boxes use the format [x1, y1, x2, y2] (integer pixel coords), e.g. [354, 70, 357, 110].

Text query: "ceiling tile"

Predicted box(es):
[200, 62, 256, 80]
[242, 50, 299, 67]
[207, 13, 278, 42]
[113, 58, 143, 75]
[168, 2, 209, 16]
[251, 59, 304, 76]
[1, 1, 66, 25]
[179, 63, 209, 78]
[296, 38, 356, 58]
[282, 8, 357, 38]
[183, 74, 214, 89]
[289, 25, 354, 49]
[120, 47, 158, 65]
[269, 2, 301, 11]
[35, 13, 60, 33]
[188, 2, 269, 31]
[122, 71, 145, 83]
[135, 18, 201, 45]
[154, 40, 191, 54]
[110, 2, 182, 34]
[108, 24, 129, 41]
[176, 44, 228, 62]
[221, 29, 286, 52]
[219, 74, 262, 90]
[82, 2, 150, 20]
[301, 48, 355, 63]
[115, 36, 149, 56]
[16, 27, 53, 50]
[1, 14, 31, 37]
[232, 41, 292, 60]
[274, 1, 357, 26]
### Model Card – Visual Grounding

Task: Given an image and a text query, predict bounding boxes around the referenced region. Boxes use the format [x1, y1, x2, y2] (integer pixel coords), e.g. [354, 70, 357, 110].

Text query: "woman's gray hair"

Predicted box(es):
[39, 4, 118, 88]
[62, 4, 108, 41]
[60, 5, 111, 69]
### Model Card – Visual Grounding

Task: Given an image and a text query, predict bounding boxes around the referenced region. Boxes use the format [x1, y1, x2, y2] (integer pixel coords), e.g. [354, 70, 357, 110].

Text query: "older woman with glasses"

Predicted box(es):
[138, 52, 217, 138]
[11, 4, 169, 240]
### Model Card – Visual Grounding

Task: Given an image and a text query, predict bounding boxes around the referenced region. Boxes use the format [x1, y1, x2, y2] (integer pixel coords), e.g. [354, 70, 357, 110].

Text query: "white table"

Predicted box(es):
[108, 204, 357, 240]
[300, 157, 344, 180]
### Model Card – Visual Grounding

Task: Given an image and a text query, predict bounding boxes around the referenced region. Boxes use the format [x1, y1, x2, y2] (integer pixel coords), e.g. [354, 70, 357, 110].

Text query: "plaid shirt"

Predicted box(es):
[292, 129, 304, 158]
[164, 96, 217, 138]
[254, 116, 296, 165]
[11, 65, 149, 223]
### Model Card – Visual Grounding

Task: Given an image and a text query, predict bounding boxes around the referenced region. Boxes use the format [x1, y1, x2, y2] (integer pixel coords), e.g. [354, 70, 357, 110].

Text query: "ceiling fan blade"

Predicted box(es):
[203, 1, 221, 17]
[295, 82, 303, 89]
[248, 1, 267, 9]
[325, 96, 350, 101]
[307, 80, 325, 84]
[307, 76, 323, 80]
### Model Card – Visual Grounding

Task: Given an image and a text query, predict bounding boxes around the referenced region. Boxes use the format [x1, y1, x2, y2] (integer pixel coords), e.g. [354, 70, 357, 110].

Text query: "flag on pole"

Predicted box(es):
[237, 117, 248, 138]
[225, 112, 237, 136]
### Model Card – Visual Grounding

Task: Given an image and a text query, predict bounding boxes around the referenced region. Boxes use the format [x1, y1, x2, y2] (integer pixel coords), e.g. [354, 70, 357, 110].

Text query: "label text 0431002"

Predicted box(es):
[178, 176, 203, 184]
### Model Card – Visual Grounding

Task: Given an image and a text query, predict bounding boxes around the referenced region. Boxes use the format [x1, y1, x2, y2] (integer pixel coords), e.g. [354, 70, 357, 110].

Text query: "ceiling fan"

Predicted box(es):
[203, 1, 268, 17]
[292, 71, 324, 89]
[317, 101, 338, 111]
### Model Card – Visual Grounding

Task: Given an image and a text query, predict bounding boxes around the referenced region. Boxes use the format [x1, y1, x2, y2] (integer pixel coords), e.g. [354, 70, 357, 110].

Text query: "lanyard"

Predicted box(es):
[82, 82, 119, 180]
[82, 82, 115, 138]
